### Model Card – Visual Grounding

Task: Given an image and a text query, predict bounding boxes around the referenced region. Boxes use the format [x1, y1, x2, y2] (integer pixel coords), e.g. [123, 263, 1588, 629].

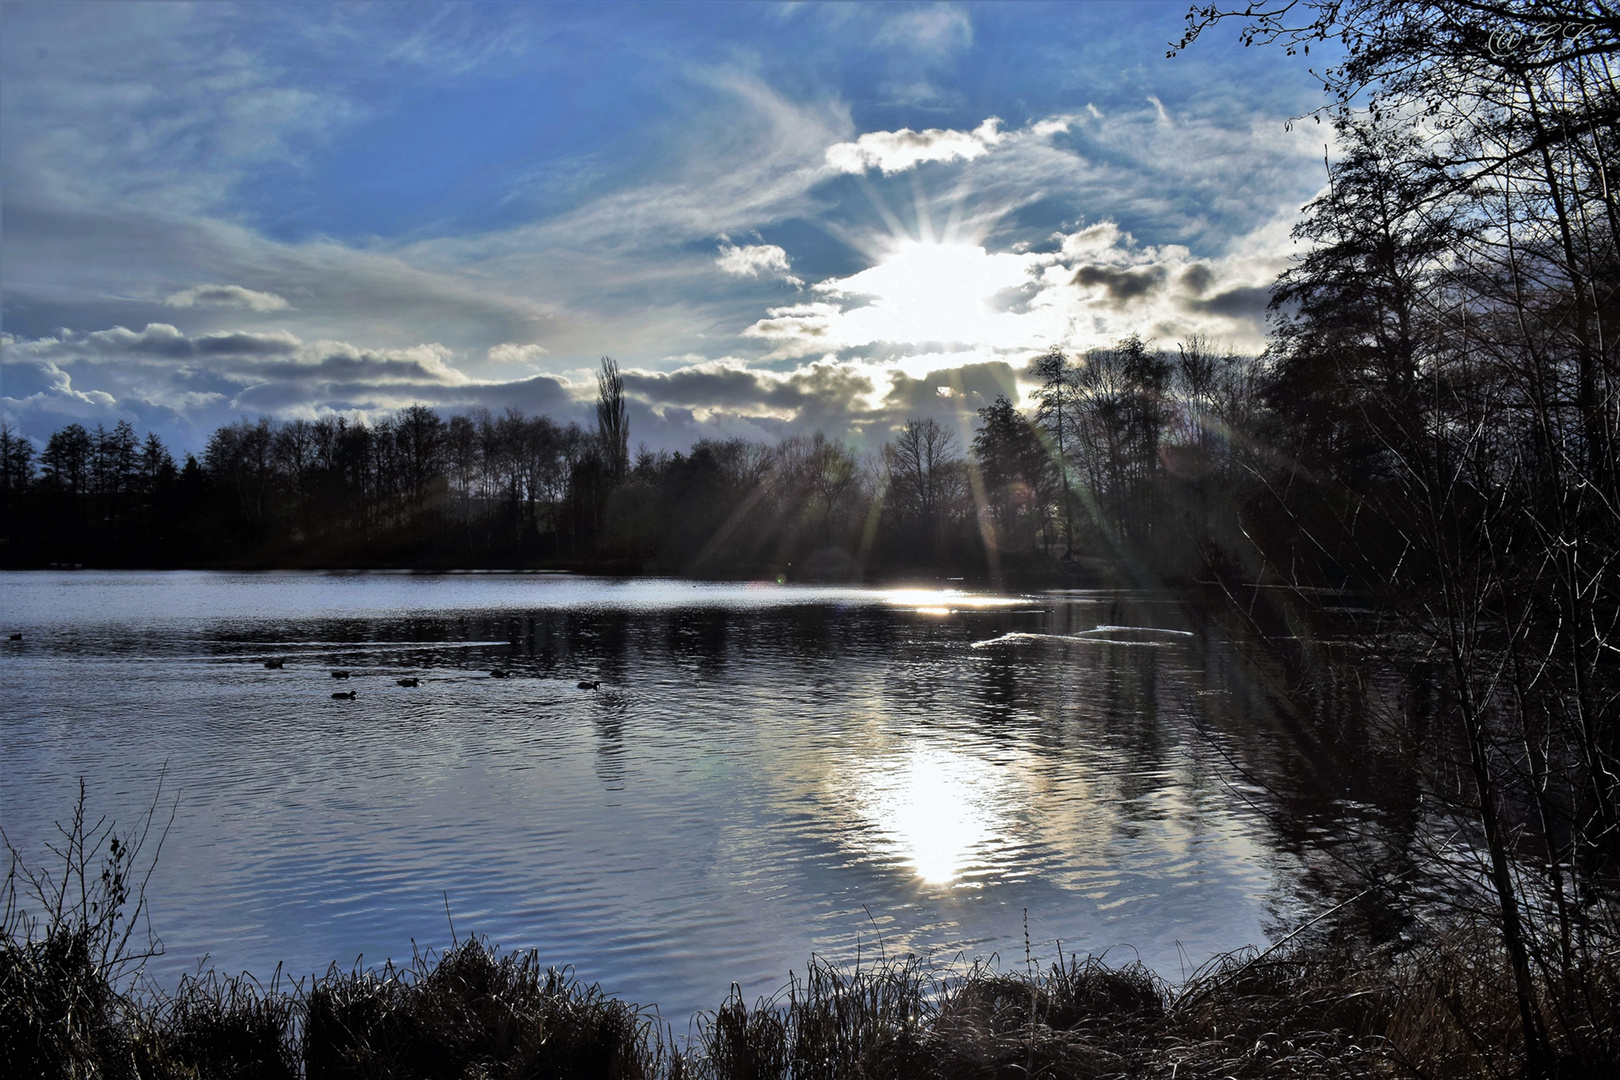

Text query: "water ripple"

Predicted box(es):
[3, 571, 1305, 1021]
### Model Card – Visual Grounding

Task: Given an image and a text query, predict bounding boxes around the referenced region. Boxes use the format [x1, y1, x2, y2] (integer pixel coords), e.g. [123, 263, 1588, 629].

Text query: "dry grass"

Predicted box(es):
[7, 920, 1620, 1079]
[302, 940, 667, 1080]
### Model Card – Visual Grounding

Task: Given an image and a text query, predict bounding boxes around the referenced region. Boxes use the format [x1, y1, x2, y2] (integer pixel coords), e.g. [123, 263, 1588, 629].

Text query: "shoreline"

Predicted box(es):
[7, 918, 1602, 1078]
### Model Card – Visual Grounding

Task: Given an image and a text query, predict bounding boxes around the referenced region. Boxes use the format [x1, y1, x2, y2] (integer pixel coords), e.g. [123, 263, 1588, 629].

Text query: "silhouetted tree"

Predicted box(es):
[0, 421, 35, 495]
[596, 356, 629, 482]
[40, 424, 92, 495]
[1032, 347, 1079, 555]
[884, 417, 965, 563]
[972, 395, 1054, 553]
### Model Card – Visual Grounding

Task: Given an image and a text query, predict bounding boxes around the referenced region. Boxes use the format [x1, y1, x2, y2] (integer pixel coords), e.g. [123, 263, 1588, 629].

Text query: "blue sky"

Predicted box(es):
[1, 1, 1336, 455]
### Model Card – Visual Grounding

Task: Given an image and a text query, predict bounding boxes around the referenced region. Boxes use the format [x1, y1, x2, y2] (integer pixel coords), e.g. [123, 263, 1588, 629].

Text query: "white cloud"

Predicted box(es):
[825, 118, 1003, 175]
[739, 219, 1281, 368]
[164, 284, 292, 311]
[716, 240, 802, 285]
[487, 342, 549, 364]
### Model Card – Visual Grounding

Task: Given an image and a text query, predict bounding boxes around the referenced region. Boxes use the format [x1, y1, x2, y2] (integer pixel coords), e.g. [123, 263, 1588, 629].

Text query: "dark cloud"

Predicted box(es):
[1181, 285, 1271, 320]
[7, 318, 1035, 464]
[622, 363, 873, 414]
[249, 352, 459, 386]
[67, 324, 302, 360]
[165, 284, 290, 311]
[194, 332, 301, 356]
[1179, 263, 1214, 295]
[883, 361, 1017, 413]
[875, 361, 1019, 444]
[459, 375, 576, 417]
[1072, 264, 1166, 304]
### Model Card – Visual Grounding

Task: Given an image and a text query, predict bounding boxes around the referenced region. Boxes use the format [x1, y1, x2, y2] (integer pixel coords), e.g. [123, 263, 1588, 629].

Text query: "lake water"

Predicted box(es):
[1, 571, 1321, 1021]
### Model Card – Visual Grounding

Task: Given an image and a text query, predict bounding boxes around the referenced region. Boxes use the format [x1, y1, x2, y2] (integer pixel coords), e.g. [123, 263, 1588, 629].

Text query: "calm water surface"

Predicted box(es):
[1, 571, 1312, 1020]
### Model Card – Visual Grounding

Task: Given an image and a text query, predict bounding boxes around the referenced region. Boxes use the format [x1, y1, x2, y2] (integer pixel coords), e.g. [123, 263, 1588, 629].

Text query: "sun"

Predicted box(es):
[818, 240, 1037, 349]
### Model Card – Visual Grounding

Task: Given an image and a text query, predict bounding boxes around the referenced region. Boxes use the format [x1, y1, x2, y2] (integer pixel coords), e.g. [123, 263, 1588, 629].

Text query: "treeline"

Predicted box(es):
[1169, 2, 1620, 1074]
[0, 344, 1270, 579]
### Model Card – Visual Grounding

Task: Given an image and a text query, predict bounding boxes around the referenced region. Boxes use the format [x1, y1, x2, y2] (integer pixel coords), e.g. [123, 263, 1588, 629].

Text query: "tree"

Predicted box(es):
[138, 432, 174, 495]
[1175, 8, 1620, 1070]
[395, 404, 446, 508]
[596, 356, 629, 482]
[972, 395, 1054, 553]
[1032, 347, 1079, 555]
[40, 424, 91, 495]
[0, 421, 35, 495]
[884, 417, 964, 561]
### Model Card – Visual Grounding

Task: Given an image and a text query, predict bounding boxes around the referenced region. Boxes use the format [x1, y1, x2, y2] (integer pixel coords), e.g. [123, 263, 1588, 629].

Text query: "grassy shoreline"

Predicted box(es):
[6, 918, 1617, 1079]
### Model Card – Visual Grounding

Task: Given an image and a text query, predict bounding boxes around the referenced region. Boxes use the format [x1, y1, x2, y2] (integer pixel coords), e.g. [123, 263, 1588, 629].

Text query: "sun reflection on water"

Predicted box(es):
[854, 745, 1025, 885]
[878, 589, 1026, 617]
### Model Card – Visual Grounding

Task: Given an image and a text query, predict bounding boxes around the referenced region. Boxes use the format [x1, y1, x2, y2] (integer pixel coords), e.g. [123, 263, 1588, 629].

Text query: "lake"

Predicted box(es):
[1, 571, 1323, 1021]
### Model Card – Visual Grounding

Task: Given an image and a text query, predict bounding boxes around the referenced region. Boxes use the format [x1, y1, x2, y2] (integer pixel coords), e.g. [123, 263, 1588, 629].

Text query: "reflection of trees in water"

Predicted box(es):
[1190, 630, 1433, 937]
[593, 699, 628, 789]
[664, 609, 731, 679]
[975, 650, 1020, 725]
[1096, 643, 1169, 818]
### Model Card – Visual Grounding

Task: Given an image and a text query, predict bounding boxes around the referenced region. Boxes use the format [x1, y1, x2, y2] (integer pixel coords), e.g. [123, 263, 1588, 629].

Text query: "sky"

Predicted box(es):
[0, 1, 1337, 457]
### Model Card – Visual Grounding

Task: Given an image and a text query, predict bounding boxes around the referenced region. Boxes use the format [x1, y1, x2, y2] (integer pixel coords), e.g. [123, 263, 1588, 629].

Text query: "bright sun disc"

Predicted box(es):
[822, 241, 1035, 348]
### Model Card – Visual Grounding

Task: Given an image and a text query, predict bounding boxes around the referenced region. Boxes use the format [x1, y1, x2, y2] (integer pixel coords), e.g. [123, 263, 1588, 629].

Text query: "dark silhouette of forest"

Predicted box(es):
[0, 345, 1272, 584]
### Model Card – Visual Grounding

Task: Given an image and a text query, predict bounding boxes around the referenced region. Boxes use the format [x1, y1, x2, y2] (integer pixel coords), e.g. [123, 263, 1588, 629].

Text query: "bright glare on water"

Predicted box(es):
[0, 571, 1309, 1021]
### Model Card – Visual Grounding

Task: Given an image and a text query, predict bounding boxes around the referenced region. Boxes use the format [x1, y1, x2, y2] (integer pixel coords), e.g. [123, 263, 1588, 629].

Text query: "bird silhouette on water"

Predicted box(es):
[331, 670, 350, 679]
[397, 677, 419, 687]
[490, 670, 511, 678]
[8, 633, 21, 641]
[332, 690, 357, 700]
[577, 680, 600, 690]
[264, 659, 285, 669]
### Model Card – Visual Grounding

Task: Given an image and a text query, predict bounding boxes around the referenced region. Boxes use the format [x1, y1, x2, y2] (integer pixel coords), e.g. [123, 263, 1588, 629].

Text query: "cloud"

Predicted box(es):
[1179, 263, 1215, 295]
[0, 347, 118, 422]
[825, 118, 1003, 175]
[3, 325, 474, 421]
[1072, 264, 1168, 305]
[487, 342, 549, 364]
[874, 6, 972, 57]
[67, 323, 302, 359]
[622, 358, 873, 417]
[1181, 285, 1271, 319]
[736, 218, 1283, 369]
[0, 7, 1334, 460]
[612, 355, 1025, 450]
[164, 284, 292, 311]
[716, 240, 802, 285]
[741, 302, 843, 360]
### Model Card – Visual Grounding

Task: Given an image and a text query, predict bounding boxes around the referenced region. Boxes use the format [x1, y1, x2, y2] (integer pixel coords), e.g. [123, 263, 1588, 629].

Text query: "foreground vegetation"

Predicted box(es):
[8, 896, 1619, 1079]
